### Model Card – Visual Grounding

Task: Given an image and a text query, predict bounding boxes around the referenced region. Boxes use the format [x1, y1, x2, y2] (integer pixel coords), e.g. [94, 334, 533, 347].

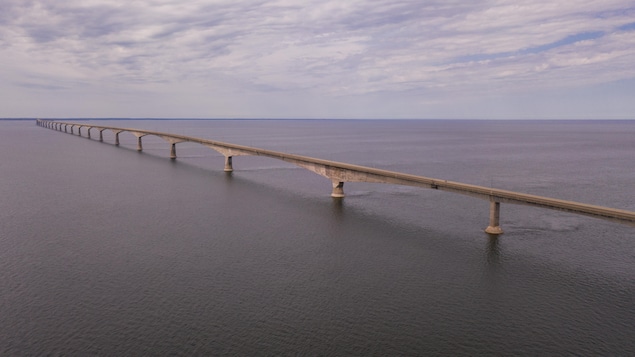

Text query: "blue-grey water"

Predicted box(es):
[1, 119, 635, 355]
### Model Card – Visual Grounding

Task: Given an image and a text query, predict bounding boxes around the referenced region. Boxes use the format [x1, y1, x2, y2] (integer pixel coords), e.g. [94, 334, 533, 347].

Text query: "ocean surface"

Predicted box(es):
[1, 119, 634, 355]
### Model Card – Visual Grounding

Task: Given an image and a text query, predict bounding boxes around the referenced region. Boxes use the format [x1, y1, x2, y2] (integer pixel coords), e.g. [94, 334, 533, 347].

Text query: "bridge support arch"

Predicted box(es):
[114, 131, 121, 145]
[131, 132, 147, 151]
[485, 201, 503, 235]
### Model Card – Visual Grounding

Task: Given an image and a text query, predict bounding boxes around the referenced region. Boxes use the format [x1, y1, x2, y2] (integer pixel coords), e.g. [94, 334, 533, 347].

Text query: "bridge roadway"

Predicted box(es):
[37, 119, 635, 235]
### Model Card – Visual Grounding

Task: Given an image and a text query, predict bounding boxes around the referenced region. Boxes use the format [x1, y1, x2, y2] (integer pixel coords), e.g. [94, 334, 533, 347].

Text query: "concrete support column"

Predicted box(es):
[137, 137, 143, 151]
[485, 201, 503, 235]
[115, 132, 120, 146]
[99, 130, 103, 142]
[170, 143, 177, 159]
[331, 181, 345, 198]
[78, 127, 82, 136]
[87, 129, 91, 139]
[64, 125, 67, 133]
[70, 126, 74, 134]
[224, 156, 233, 172]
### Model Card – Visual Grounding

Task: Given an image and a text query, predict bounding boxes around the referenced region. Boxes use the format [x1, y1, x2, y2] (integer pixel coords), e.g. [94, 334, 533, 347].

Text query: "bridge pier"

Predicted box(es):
[224, 156, 233, 172]
[485, 201, 503, 235]
[331, 181, 345, 198]
[170, 143, 177, 159]
[115, 132, 120, 146]
[64, 125, 67, 133]
[70, 126, 74, 134]
[99, 130, 103, 142]
[137, 136, 143, 151]
[87, 128, 91, 139]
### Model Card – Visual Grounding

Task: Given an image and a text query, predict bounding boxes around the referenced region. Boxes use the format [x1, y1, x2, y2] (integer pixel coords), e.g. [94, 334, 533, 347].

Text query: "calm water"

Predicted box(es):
[1, 119, 634, 355]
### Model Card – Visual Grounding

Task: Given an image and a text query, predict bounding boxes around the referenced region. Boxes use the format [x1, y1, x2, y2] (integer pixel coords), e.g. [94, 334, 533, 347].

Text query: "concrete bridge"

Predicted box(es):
[37, 119, 635, 235]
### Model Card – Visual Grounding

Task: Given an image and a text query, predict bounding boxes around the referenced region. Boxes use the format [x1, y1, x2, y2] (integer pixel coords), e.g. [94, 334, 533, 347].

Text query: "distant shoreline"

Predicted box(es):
[3, 117, 635, 121]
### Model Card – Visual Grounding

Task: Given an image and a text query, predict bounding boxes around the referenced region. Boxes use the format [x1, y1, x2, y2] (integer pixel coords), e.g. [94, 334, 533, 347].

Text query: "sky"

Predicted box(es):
[1, 0, 634, 119]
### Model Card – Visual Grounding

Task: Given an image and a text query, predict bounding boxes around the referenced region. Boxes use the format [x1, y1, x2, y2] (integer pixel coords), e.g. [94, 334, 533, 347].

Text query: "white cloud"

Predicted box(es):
[1, 0, 634, 118]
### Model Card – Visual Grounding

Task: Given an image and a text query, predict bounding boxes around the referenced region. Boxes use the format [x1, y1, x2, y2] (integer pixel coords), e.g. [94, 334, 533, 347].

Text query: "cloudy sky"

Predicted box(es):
[1, 0, 634, 119]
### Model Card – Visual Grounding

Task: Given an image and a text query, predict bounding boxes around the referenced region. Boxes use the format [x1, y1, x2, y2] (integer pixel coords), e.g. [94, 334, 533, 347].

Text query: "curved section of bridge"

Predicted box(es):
[37, 119, 635, 235]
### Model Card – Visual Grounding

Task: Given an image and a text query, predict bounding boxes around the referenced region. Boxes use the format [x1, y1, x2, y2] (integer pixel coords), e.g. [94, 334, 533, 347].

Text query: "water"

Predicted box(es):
[2, 119, 635, 355]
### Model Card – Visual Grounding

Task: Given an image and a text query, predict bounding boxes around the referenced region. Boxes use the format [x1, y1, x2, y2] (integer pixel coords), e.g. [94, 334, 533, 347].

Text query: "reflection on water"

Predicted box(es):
[486, 236, 501, 266]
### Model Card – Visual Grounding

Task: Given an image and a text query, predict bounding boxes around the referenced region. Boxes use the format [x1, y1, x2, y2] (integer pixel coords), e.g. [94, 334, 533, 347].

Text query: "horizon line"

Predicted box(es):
[4, 117, 635, 121]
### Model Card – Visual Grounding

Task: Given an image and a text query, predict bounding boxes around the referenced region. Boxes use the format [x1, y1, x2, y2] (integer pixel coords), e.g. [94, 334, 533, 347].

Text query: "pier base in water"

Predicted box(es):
[331, 181, 345, 198]
[485, 201, 503, 235]
[224, 156, 233, 172]
[170, 143, 177, 159]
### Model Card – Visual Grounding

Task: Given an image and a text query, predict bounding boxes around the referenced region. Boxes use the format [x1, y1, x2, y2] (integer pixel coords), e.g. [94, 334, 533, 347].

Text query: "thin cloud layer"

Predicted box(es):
[1, 0, 634, 118]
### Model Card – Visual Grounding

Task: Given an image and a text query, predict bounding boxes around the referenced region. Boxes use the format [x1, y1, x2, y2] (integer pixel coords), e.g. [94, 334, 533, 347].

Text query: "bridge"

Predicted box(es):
[37, 119, 635, 235]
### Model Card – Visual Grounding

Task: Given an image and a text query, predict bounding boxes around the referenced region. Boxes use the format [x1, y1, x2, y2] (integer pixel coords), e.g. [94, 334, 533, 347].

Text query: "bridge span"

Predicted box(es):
[37, 119, 635, 235]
